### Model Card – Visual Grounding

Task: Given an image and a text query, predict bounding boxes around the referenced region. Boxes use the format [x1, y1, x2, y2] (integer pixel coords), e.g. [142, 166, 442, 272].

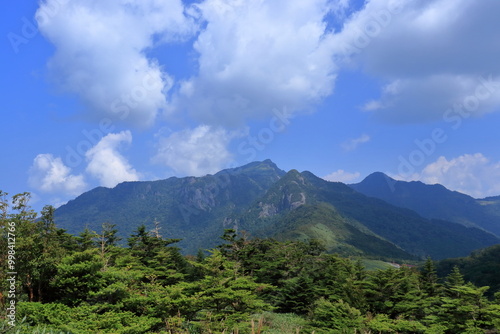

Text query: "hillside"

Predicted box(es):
[350, 172, 500, 236]
[437, 244, 500, 297]
[236, 169, 499, 259]
[477, 195, 500, 227]
[268, 203, 415, 260]
[54, 160, 500, 259]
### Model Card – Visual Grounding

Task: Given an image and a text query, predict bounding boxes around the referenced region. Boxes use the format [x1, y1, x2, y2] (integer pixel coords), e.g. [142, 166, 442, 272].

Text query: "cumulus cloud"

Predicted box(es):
[341, 134, 370, 151]
[36, 0, 500, 129]
[85, 131, 140, 187]
[153, 125, 237, 176]
[36, 0, 196, 128]
[29, 154, 86, 195]
[171, 0, 340, 126]
[398, 153, 500, 198]
[334, 0, 500, 123]
[323, 169, 361, 183]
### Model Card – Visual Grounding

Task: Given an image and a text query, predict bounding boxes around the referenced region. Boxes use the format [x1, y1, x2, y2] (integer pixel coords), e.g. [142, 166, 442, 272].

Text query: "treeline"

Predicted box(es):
[1, 192, 500, 333]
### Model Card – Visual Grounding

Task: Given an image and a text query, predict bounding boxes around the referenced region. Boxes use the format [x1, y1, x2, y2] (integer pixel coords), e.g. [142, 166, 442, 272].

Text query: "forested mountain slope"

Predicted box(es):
[55, 160, 285, 253]
[237, 169, 499, 259]
[55, 160, 500, 259]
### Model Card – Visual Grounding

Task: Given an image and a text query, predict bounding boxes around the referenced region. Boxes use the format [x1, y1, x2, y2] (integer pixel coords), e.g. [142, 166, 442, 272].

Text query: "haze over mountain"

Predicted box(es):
[350, 172, 500, 236]
[54, 160, 500, 259]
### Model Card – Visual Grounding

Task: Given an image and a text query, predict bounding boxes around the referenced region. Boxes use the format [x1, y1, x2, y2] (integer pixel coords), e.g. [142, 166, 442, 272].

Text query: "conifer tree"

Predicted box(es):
[420, 257, 440, 297]
[445, 265, 465, 294]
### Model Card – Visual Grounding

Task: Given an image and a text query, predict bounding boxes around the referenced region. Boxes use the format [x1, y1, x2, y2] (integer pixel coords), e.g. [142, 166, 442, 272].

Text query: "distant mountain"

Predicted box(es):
[55, 160, 500, 259]
[350, 172, 500, 236]
[476, 195, 500, 231]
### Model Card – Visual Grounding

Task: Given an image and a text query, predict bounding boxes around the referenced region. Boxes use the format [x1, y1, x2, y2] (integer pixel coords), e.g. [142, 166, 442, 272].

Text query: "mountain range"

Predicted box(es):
[54, 160, 500, 260]
[350, 172, 500, 236]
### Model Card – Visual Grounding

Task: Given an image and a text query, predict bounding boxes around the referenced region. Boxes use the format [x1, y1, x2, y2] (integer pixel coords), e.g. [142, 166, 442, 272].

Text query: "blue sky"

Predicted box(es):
[2, 0, 500, 212]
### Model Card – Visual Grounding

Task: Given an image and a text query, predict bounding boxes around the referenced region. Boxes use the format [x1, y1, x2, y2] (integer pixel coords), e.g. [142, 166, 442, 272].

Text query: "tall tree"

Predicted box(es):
[420, 257, 440, 297]
[96, 222, 120, 268]
[445, 265, 465, 297]
[9, 192, 39, 301]
[77, 227, 97, 251]
[185, 250, 273, 332]
[50, 248, 105, 306]
[33, 205, 64, 302]
[128, 224, 186, 284]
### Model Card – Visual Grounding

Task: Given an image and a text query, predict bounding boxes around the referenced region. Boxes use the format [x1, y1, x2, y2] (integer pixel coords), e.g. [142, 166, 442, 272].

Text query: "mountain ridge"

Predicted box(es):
[54, 160, 500, 259]
[350, 172, 500, 236]
[55, 159, 286, 253]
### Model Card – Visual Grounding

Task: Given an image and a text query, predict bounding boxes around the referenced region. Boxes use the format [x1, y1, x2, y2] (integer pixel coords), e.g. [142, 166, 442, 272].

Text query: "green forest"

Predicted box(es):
[1, 192, 500, 333]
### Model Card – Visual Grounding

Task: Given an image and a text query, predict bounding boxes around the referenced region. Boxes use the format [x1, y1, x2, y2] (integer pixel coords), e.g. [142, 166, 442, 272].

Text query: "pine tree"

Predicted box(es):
[50, 248, 105, 306]
[185, 249, 273, 331]
[445, 266, 465, 293]
[420, 257, 440, 297]
[77, 227, 97, 251]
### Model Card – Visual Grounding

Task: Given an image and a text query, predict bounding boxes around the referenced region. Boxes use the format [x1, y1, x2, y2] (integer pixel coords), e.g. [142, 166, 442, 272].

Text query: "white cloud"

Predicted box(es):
[363, 75, 500, 123]
[29, 154, 86, 195]
[36, 0, 196, 128]
[35, 0, 500, 130]
[399, 153, 500, 198]
[153, 125, 237, 176]
[341, 134, 370, 151]
[362, 100, 383, 111]
[171, 0, 340, 126]
[85, 131, 140, 187]
[333, 0, 500, 123]
[323, 169, 361, 183]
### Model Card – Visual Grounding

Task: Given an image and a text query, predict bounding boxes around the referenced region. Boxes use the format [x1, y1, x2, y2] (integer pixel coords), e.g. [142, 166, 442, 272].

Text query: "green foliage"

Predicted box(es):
[2, 192, 500, 333]
[183, 249, 274, 331]
[437, 283, 499, 333]
[444, 266, 465, 297]
[364, 267, 423, 318]
[17, 302, 160, 333]
[256, 312, 307, 333]
[50, 249, 105, 306]
[1, 316, 70, 334]
[420, 257, 441, 297]
[437, 244, 500, 298]
[365, 313, 427, 334]
[0, 194, 77, 304]
[270, 203, 415, 260]
[310, 298, 364, 332]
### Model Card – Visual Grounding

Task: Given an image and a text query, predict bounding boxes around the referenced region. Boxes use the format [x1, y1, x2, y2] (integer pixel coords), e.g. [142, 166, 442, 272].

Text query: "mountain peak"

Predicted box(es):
[362, 172, 395, 183]
[350, 172, 500, 236]
[217, 159, 285, 177]
[351, 172, 398, 194]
